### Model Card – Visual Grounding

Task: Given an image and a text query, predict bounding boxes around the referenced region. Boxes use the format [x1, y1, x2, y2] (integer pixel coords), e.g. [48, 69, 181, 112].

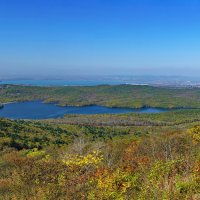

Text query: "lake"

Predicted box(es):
[0, 101, 170, 120]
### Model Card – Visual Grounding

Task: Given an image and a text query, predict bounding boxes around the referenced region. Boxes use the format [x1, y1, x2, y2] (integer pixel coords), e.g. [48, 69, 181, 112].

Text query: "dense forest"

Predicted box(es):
[1, 84, 200, 108]
[48, 109, 200, 127]
[0, 85, 200, 199]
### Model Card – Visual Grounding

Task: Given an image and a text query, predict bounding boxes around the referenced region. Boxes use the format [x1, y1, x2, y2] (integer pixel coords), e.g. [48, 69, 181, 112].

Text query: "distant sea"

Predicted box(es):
[0, 79, 145, 86]
[0, 76, 199, 86]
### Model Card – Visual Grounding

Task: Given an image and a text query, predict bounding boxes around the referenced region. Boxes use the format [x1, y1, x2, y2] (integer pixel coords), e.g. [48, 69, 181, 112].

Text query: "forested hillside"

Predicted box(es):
[1, 84, 200, 108]
[0, 85, 200, 199]
[0, 116, 199, 199]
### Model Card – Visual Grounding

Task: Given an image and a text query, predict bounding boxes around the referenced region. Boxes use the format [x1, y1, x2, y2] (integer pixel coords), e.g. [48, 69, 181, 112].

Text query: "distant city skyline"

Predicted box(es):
[0, 0, 200, 77]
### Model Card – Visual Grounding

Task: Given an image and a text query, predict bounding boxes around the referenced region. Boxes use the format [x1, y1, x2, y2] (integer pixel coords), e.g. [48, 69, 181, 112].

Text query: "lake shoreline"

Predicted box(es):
[2, 99, 198, 110]
[0, 100, 177, 120]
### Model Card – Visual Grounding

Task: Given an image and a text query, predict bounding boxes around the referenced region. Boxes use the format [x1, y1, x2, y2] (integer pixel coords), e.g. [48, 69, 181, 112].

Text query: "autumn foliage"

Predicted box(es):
[0, 119, 200, 199]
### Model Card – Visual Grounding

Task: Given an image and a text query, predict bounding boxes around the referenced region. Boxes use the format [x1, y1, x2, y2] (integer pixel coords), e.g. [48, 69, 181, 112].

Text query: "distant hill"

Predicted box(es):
[1, 84, 200, 109]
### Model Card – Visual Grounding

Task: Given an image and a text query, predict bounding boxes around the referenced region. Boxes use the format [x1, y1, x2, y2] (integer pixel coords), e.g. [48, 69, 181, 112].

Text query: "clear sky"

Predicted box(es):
[0, 0, 200, 78]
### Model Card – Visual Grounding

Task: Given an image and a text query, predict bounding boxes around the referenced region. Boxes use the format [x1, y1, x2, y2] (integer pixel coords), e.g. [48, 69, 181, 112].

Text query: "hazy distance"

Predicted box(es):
[0, 0, 200, 78]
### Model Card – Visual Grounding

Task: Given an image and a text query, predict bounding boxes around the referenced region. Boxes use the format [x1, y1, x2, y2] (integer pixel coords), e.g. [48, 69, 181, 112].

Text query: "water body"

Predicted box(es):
[0, 76, 198, 86]
[0, 79, 126, 86]
[0, 101, 170, 120]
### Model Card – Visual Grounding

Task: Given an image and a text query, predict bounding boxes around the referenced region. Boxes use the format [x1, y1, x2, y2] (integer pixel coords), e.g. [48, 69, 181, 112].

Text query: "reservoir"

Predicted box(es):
[0, 100, 170, 120]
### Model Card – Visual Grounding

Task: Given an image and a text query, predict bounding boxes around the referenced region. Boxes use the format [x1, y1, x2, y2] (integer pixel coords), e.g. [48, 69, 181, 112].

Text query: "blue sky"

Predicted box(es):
[0, 0, 200, 78]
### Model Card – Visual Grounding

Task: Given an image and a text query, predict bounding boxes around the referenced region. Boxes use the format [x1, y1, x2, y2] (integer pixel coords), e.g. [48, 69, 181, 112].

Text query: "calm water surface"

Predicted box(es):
[0, 79, 125, 86]
[0, 101, 169, 120]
